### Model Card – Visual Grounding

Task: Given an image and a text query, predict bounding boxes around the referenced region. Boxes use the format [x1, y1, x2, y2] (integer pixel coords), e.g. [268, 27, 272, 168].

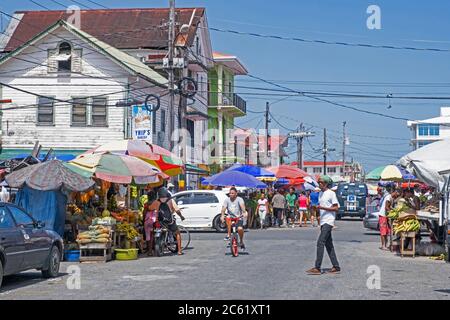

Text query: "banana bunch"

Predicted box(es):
[393, 218, 420, 234]
[387, 204, 408, 220]
[429, 254, 446, 261]
[68, 204, 82, 215]
[116, 223, 139, 240]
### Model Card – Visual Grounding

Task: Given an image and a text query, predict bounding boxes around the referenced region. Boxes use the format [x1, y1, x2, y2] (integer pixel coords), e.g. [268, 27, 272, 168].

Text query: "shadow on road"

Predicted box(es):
[1, 272, 68, 293]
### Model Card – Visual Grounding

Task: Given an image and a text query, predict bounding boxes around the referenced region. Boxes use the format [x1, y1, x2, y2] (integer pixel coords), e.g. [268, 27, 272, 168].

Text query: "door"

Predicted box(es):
[173, 193, 196, 228]
[189, 192, 220, 228]
[7, 205, 51, 269]
[0, 206, 24, 275]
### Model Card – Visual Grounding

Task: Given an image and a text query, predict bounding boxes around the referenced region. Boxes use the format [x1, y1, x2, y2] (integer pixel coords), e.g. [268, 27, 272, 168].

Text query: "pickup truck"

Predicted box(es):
[0, 202, 63, 288]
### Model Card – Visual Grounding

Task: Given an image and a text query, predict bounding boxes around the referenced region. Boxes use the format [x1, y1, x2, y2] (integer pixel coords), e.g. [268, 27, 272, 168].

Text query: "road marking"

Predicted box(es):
[122, 275, 178, 282]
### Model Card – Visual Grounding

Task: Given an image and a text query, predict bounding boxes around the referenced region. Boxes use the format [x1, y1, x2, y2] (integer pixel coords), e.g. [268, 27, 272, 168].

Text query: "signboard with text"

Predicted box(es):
[132, 105, 152, 140]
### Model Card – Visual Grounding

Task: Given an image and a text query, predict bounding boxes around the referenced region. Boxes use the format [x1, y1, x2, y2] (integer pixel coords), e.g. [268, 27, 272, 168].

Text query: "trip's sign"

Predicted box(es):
[132, 104, 153, 140]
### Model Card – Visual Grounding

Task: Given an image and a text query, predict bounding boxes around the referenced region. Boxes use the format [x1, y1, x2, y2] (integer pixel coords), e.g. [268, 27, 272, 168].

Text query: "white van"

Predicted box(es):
[172, 190, 229, 232]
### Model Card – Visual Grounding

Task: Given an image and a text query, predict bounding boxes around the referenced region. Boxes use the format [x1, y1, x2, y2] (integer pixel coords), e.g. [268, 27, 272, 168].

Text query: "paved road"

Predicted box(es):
[1, 219, 449, 300]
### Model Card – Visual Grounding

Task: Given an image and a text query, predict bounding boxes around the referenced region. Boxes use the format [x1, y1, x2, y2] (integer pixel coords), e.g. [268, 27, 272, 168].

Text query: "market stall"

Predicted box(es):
[398, 139, 450, 260]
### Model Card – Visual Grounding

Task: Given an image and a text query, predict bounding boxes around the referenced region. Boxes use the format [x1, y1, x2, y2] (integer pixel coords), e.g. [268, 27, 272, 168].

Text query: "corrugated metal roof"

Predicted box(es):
[4, 8, 205, 52]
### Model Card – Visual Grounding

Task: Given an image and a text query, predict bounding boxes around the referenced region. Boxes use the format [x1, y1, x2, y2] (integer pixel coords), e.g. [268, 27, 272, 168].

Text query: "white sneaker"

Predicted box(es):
[224, 236, 230, 241]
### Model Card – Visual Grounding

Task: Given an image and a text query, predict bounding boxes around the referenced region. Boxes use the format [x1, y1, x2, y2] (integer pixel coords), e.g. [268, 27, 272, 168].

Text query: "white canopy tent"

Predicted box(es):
[397, 140, 450, 258]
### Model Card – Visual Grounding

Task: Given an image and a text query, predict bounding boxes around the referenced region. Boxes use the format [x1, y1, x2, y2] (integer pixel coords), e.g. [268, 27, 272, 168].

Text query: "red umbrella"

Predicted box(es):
[266, 165, 309, 179]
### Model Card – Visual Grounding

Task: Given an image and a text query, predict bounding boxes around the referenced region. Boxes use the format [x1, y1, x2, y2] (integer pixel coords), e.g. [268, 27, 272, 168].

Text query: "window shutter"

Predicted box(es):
[47, 49, 58, 73]
[72, 48, 83, 73]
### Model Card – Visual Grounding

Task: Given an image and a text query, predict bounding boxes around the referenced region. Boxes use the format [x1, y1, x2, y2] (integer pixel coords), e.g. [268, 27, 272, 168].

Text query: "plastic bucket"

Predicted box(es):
[114, 248, 139, 261]
[64, 250, 80, 262]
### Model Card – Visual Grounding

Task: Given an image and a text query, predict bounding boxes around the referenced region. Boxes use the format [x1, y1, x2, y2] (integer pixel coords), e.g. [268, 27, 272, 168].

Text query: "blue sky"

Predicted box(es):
[2, 0, 450, 171]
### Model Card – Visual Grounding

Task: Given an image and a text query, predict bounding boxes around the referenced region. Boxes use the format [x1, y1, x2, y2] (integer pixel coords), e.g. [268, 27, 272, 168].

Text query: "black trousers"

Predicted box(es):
[315, 223, 340, 270]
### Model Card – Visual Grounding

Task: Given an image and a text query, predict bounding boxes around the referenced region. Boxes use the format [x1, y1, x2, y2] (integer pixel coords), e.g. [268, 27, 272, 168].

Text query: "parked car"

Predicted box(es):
[363, 211, 380, 231]
[0, 203, 63, 288]
[172, 190, 229, 232]
[336, 182, 368, 219]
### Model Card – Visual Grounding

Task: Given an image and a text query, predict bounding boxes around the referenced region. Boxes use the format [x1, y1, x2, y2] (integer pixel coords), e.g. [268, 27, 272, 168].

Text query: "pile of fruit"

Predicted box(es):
[387, 204, 408, 220]
[116, 223, 139, 240]
[392, 216, 420, 234]
[76, 225, 111, 245]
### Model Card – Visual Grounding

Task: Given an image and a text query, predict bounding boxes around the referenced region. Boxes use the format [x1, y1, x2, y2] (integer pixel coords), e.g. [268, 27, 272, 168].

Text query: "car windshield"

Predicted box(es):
[338, 185, 367, 196]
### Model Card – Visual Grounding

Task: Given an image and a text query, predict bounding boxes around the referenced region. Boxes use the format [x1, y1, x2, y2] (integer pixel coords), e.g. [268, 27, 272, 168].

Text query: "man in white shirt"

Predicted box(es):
[306, 175, 340, 275]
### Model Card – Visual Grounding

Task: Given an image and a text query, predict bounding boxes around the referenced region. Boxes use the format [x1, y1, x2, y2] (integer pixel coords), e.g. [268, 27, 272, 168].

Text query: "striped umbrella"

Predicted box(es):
[68, 152, 168, 184]
[366, 165, 416, 181]
[84, 140, 184, 177]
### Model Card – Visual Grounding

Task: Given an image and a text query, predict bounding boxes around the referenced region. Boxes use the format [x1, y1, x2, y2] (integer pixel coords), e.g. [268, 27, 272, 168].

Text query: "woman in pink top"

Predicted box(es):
[298, 191, 309, 227]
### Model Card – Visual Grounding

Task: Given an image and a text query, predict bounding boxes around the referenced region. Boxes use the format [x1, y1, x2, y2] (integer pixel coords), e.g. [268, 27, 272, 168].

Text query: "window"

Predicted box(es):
[161, 109, 166, 132]
[92, 97, 107, 126]
[7, 206, 34, 226]
[191, 193, 219, 204]
[0, 207, 15, 229]
[57, 42, 72, 72]
[327, 167, 336, 174]
[37, 96, 54, 125]
[72, 98, 87, 126]
[187, 119, 195, 148]
[418, 124, 440, 136]
[313, 167, 322, 173]
[174, 193, 193, 205]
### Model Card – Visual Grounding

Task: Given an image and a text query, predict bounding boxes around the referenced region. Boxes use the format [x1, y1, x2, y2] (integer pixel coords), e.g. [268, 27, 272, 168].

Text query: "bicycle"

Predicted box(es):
[226, 216, 244, 257]
[153, 219, 190, 257]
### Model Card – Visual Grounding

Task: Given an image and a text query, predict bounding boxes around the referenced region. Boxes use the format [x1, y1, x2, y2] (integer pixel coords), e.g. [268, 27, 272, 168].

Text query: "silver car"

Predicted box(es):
[363, 203, 380, 231]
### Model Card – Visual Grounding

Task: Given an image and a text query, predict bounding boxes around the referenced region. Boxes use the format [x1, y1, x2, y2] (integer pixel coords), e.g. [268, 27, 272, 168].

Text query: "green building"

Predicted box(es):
[208, 52, 248, 172]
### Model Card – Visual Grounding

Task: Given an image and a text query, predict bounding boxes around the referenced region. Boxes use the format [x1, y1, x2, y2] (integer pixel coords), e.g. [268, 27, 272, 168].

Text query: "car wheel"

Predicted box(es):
[213, 215, 227, 233]
[42, 245, 61, 279]
[0, 260, 3, 289]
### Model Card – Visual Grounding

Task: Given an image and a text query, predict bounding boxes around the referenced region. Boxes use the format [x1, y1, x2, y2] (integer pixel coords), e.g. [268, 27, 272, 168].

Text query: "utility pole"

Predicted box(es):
[322, 128, 335, 175]
[288, 124, 314, 170]
[265, 102, 270, 158]
[167, 0, 176, 151]
[342, 121, 346, 177]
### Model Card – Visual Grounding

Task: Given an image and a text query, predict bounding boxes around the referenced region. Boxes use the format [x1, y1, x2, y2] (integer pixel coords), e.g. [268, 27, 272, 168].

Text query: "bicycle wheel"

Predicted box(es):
[154, 236, 163, 257]
[178, 226, 191, 251]
[167, 232, 178, 253]
[230, 233, 239, 257]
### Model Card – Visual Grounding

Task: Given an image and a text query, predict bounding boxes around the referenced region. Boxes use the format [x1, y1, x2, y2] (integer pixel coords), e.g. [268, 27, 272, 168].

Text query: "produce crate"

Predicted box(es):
[79, 242, 113, 263]
[399, 231, 416, 258]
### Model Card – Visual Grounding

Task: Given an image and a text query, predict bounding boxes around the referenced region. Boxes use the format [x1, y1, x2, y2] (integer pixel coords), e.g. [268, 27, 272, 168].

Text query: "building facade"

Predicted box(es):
[208, 52, 247, 168]
[0, 8, 214, 189]
[407, 107, 450, 150]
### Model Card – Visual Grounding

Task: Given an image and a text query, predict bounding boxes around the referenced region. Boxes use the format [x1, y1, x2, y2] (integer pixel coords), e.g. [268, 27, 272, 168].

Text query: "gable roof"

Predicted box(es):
[3, 8, 205, 53]
[0, 20, 168, 87]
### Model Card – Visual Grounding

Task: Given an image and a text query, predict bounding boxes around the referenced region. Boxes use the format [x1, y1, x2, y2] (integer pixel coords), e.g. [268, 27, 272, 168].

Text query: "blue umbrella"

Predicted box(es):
[225, 164, 275, 178]
[208, 170, 267, 188]
[397, 166, 417, 180]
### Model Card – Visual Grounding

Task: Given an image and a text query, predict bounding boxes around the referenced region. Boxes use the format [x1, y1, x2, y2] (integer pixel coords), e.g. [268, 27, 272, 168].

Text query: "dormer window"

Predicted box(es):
[57, 42, 72, 72]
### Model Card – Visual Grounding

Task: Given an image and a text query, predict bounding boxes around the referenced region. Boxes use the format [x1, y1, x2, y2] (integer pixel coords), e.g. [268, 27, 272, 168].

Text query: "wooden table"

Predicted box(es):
[399, 231, 416, 258]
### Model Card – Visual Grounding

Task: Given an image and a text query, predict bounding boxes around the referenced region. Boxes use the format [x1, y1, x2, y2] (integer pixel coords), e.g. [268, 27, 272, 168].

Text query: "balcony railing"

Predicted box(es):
[222, 93, 246, 114]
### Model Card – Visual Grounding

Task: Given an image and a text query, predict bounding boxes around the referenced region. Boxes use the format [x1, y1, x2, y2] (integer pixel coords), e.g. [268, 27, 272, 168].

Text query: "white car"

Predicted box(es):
[172, 190, 229, 232]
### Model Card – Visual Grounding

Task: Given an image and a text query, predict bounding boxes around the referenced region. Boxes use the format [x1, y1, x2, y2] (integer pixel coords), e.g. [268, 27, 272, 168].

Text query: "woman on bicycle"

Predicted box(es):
[155, 187, 186, 255]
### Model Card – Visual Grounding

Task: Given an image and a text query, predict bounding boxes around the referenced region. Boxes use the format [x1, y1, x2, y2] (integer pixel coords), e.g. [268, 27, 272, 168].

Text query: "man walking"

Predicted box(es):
[285, 187, 297, 227]
[306, 175, 341, 275]
[271, 189, 286, 227]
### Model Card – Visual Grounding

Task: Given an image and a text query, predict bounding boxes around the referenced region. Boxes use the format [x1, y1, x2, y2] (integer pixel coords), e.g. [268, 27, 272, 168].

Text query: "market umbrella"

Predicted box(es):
[84, 139, 184, 177]
[266, 165, 309, 179]
[226, 164, 276, 181]
[68, 153, 168, 185]
[366, 165, 416, 181]
[207, 170, 267, 189]
[6, 160, 94, 192]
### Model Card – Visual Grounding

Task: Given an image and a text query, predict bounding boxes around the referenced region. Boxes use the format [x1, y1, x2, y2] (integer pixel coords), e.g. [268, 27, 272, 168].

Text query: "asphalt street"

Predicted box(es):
[1, 219, 449, 300]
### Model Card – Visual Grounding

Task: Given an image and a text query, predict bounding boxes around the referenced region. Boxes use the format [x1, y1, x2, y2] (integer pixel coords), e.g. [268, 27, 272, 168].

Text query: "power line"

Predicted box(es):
[203, 26, 450, 53]
[28, 0, 52, 10]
